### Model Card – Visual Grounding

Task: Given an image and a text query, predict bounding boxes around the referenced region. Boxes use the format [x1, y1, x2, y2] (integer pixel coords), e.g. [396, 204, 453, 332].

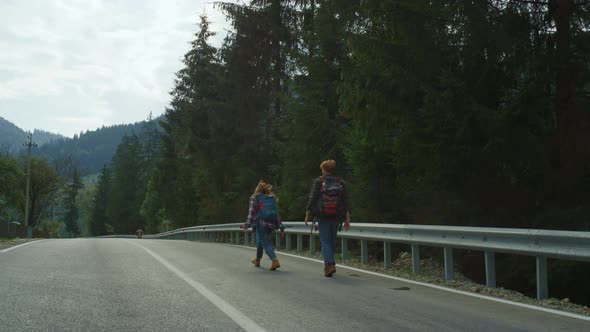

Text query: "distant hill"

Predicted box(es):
[33, 129, 66, 146]
[0, 117, 25, 154]
[1, 115, 162, 175]
[0, 117, 64, 154]
[34, 121, 152, 174]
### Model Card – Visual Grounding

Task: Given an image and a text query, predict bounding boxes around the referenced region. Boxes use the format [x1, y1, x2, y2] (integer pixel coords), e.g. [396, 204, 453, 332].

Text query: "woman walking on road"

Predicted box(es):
[305, 160, 351, 277]
[243, 180, 285, 270]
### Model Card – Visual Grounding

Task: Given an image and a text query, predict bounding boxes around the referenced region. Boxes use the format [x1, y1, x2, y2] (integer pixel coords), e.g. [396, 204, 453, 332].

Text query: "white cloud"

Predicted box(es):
[0, 0, 229, 137]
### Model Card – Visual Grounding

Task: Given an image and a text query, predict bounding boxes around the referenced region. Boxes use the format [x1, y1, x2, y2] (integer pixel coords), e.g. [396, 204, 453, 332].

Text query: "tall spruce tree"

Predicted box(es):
[89, 165, 111, 236]
[63, 169, 83, 237]
[277, 0, 352, 219]
[109, 134, 143, 234]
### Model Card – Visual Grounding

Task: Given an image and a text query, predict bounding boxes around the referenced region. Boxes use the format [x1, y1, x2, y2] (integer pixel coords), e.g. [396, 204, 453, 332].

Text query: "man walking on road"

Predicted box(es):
[305, 160, 351, 277]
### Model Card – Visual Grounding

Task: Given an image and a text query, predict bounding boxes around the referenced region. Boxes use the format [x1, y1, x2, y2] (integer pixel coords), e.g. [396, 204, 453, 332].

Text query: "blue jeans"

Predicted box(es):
[255, 227, 277, 260]
[318, 220, 339, 265]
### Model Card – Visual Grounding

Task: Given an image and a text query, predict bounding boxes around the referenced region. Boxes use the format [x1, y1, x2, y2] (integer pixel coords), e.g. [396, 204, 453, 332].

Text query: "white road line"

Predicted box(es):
[0, 240, 41, 253]
[229, 243, 590, 322]
[126, 240, 266, 332]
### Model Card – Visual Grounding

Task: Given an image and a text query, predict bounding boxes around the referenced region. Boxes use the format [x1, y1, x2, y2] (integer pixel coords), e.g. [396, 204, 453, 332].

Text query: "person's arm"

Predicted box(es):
[244, 196, 257, 229]
[341, 181, 351, 231]
[277, 211, 285, 232]
[305, 177, 321, 224]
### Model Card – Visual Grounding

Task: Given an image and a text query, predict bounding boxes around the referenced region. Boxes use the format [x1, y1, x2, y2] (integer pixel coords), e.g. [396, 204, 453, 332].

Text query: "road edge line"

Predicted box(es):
[0, 240, 42, 253]
[125, 240, 267, 332]
[227, 243, 590, 322]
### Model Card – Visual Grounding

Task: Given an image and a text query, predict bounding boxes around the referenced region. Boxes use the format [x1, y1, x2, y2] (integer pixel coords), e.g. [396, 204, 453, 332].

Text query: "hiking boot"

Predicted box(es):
[270, 259, 281, 271]
[251, 258, 260, 268]
[325, 263, 336, 277]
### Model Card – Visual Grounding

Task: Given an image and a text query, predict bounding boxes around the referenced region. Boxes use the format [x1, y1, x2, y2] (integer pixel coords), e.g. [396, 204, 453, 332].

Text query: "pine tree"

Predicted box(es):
[277, 0, 352, 219]
[109, 134, 143, 234]
[89, 165, 111, 236]
[63, 169, 83, 237]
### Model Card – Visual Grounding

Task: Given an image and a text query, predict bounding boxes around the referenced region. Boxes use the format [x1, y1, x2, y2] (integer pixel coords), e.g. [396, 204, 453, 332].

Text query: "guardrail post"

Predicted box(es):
[244, 232, 249, 246]
[341, 238, 348, 262]
[536, 256, 548, 299]
[484, 251, 496, 288]
[251, 232, 256, 246]
[444, 247, 454, 281]
[384, 241, 392, 269]
[361, 240, 368, 264]
[411, 244, 420, 274]
[310, 234, 316, 254]
[275, 232, 281, 249]
[286, 234, 292, 250]
[297, 234, 303, 253]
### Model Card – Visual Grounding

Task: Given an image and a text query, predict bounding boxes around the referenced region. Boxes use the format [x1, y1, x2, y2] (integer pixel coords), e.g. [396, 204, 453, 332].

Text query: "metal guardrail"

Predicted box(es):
[109, 222, 590, 300]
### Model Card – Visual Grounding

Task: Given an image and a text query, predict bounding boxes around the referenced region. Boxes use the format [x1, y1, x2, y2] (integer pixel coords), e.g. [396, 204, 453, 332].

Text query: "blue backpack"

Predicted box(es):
[257, 194, 278, 222]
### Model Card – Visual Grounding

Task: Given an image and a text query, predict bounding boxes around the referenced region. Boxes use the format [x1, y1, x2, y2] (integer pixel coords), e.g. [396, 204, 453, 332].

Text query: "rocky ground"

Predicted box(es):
[285, 249, 590, 317]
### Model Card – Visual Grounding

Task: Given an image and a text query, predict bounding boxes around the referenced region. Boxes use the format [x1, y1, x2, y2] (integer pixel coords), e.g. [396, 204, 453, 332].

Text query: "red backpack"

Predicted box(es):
[319, 175, 343, 217]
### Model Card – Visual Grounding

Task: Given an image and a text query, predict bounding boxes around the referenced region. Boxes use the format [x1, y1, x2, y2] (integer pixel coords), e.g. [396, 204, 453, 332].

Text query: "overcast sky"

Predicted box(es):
[0, 0, 229, 137]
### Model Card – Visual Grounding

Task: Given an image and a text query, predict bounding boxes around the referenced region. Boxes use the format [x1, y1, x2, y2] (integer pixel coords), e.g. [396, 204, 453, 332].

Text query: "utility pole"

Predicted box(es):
[23, 132, 37, 238]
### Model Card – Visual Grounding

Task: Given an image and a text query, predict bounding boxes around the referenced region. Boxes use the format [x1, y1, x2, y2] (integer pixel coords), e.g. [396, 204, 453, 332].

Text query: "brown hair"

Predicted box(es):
[253, 180, 273, 196]
[320, 160, 336, 174]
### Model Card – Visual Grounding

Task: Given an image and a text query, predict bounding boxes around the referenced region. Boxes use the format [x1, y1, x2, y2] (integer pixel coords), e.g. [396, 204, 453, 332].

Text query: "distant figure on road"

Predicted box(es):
[305, 160, 350, 277]
[243, 180, 284, 270]
[136, 228, 144, 239]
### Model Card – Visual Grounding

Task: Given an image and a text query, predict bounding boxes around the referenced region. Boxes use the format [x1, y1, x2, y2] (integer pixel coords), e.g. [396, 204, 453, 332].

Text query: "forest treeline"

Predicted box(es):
[91, 0, 590, 235]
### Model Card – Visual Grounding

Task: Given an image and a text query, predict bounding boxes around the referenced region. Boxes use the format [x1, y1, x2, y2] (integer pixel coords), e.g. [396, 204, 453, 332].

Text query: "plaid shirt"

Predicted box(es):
[245, 195, 283, 229]
[306, 175, 350, 218]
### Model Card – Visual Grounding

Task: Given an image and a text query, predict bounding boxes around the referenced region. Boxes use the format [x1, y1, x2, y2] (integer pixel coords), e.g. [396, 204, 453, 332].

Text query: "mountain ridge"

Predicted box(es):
[0, 115, 162, 174]
[0, 116, 65, 154]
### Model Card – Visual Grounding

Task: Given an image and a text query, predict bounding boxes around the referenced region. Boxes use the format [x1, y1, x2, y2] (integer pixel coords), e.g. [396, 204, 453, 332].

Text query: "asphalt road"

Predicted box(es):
[1, 238, 589, 331]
